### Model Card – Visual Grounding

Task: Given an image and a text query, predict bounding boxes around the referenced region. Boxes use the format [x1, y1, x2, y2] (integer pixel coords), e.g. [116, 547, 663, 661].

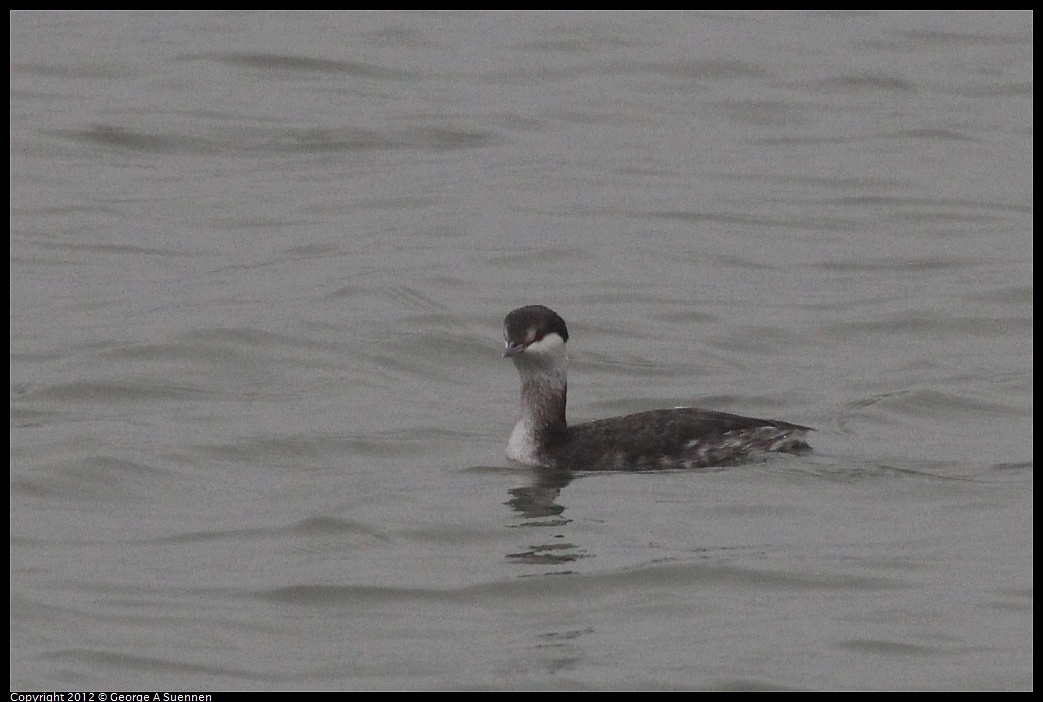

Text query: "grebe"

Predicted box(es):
[503, 305, 811, 471]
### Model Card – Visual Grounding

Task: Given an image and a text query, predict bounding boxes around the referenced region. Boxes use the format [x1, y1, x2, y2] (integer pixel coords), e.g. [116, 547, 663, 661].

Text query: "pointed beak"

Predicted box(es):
[503, 340, 526, 358]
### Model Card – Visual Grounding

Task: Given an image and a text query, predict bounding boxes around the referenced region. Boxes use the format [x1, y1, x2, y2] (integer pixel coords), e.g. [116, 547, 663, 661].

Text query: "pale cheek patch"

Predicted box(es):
[524, 332, 566, 355]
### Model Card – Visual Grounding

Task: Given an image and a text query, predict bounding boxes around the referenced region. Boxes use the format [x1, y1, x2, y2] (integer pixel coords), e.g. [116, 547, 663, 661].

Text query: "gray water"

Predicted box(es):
[9, 10, 1032, 691]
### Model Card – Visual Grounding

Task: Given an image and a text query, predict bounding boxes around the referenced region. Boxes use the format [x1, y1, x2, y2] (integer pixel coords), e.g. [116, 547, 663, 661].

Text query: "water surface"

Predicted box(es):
[10, 10, 1033, 690]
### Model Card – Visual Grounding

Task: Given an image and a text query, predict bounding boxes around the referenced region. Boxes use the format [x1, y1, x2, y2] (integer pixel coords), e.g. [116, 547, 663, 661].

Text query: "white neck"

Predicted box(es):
[506, 333, 569, 465]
